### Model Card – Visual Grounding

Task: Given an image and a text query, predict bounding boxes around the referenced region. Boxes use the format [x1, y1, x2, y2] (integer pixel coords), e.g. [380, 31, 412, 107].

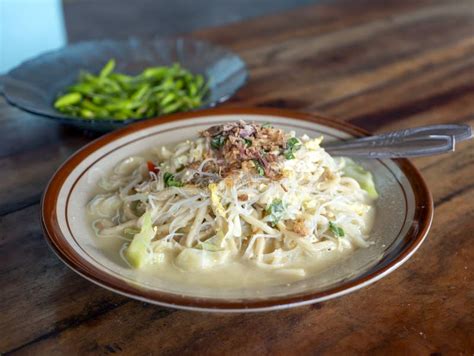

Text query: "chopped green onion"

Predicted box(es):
[253, 160, 265, 176]
[164, 172, 184, 187]
[284, 137, 301, 159]
[329, 221, 345, 237]
[266, 199, 285, 226]
[210, 135, 226, 150]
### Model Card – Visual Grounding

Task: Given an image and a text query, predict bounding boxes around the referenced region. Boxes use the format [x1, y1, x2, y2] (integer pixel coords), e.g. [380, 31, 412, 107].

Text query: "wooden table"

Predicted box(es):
[1, 0, 473, 354]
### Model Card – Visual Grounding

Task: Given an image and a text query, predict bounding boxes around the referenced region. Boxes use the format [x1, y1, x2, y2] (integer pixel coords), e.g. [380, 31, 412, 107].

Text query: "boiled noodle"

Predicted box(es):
[88, 121, 377, 280]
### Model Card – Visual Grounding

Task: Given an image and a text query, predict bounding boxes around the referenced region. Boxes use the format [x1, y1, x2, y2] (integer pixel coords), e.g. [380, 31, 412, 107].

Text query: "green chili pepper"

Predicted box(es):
[99, 59, 116, 78]
[54, 61, 208, 120]
[54, 92, 82, 108]
[161, 101, 183, 114]
[80, 109, 95, 118]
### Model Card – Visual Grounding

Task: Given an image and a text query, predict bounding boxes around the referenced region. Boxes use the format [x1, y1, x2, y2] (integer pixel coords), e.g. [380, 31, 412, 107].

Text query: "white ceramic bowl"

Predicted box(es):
[41, 108, 433, 312]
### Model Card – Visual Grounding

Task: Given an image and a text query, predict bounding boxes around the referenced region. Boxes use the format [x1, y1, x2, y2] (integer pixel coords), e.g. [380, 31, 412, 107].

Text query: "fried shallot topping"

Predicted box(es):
[292, 217, 310, 236]
[200, 121, 287, 179]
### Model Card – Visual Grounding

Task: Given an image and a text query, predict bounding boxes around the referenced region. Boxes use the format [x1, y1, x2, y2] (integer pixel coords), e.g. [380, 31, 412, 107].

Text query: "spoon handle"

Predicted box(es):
[351, 124, 472, 144]
[322, 124, 471, 158]
[324, 134, 455, 158]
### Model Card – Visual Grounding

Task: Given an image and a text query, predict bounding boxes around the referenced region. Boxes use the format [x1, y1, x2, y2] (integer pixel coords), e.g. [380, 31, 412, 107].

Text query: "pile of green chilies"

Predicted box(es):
[54, 59, 208, 120]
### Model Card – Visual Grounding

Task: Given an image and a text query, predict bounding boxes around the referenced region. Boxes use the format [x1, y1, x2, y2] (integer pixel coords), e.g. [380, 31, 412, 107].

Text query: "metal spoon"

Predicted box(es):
[322, 124, 472, 158]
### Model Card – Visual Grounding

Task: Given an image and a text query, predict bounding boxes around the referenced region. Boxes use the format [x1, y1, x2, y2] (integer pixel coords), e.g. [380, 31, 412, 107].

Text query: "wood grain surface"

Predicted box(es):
[1, 0, 473, 354]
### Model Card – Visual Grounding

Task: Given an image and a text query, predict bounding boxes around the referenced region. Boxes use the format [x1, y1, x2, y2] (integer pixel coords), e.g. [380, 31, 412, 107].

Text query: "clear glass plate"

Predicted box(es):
[0, 38, 247, 131]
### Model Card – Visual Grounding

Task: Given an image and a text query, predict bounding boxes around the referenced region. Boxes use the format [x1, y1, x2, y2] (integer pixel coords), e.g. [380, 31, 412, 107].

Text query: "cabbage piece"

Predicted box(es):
[175, 248, 230, 270]
[342, 158, 379, 199]
[125, 210, 156, 268]
[114, 156, 145, 176]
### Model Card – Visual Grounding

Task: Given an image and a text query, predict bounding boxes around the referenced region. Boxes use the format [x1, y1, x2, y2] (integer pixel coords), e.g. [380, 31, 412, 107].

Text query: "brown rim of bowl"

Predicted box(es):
[41, 107, 433, 311]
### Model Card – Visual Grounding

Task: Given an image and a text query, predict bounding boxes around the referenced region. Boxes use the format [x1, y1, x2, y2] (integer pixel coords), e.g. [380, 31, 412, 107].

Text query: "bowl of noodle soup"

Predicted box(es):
[41, 108, 433, 312]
